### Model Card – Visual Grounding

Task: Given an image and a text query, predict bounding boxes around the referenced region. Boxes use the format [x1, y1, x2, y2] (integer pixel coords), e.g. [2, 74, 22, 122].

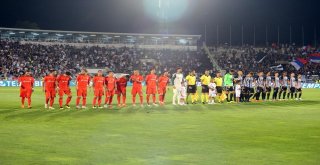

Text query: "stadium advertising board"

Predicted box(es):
[0, 81, 320, 88]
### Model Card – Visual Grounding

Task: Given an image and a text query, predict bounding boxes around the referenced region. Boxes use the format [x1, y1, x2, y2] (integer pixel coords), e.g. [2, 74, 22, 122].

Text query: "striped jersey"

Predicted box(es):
[296, 78, 302, 89]
[289, 77, 296, 87]
[266, 76, 272, 87]
[274, 77, 280, 88]
[244, 76, 254, 88]
[257, 76, 264, 87]
[282, 76, 288, 87]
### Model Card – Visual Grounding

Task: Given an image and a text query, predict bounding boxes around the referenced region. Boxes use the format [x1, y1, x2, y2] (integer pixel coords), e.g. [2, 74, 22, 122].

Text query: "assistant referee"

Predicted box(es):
[185, 70, 197, 104]
[213, 71, 223, 103]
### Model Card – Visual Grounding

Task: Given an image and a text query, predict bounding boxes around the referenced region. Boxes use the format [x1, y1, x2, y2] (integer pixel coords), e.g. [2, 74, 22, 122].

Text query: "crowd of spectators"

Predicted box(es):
[1, 39, 319, 81]
[0, 40, 211, 80]
[208, 43, 320, 76]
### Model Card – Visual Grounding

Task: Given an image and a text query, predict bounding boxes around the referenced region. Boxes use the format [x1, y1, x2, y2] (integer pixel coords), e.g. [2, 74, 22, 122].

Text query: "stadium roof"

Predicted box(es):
[0, 27, 201, 45]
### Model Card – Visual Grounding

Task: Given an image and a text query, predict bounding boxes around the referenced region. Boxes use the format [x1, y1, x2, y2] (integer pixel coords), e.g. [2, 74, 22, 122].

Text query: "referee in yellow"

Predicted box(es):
[213, 71, 223, 103]
[200, 70, 211, 104]
[185, 70, 197, 104]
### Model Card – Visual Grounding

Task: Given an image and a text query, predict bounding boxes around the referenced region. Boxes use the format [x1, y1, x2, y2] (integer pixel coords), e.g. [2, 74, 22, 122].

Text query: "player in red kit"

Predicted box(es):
[18, 71, 35, 109]
[104, 71, 116, 109]
[56, 71, 72, 109]
[116, 74, 128, 107]
[43, 70, 57, 109]
[158, 71, 170, 105]
[145, 68, 158, 106]
[92, 70, 105, 109]
[130, 70, 144, 107]
[76, 69, 90, 109]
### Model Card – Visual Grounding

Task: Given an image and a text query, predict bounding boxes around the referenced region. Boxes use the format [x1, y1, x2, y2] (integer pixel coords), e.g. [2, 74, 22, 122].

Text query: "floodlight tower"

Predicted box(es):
[157, 0, 169, 34]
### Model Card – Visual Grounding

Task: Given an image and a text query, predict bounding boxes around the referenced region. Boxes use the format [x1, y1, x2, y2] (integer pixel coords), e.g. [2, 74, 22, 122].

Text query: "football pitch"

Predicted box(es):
[0, 87, 319, 165]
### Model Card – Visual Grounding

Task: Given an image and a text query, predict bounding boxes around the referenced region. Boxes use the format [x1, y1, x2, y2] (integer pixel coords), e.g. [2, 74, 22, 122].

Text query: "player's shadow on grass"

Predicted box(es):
[243, 100, 320, 107]
[3, 109, 80, 121]
[0, 109, 19, 115]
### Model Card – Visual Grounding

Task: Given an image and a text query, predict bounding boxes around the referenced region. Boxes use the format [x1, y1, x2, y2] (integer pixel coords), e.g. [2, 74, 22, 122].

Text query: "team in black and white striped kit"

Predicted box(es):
[233, 71, 303, 102]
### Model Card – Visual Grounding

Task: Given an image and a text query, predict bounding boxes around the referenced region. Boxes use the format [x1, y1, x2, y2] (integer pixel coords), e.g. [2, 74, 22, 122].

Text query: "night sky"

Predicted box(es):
[1, 0, 320, 45]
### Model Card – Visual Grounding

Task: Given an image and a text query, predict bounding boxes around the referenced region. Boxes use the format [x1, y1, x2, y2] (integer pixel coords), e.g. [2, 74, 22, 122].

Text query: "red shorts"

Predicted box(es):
[20, 88, 32, 98]
[131, 87, 142, 95]
[45, 89, 56, 98]
[59, 88, 72, 97]
[106, 90, 115, 97]
[158, 87, 167, 95]
[116, 87, 126, 95]
[77, 88, 87, 97]
[94, 88, 104, 97]
[146, 87, 157, 95]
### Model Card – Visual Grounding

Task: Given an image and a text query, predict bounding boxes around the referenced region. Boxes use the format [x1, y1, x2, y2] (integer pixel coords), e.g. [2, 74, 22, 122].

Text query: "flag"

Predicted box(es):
[309, 53, 320, 63]
[290, 58, 308, 70]
[270, 64, 283, 71]
[256, 52, 267, 63]
[220, 91, 227, 102]
[257, 55, 267, 63]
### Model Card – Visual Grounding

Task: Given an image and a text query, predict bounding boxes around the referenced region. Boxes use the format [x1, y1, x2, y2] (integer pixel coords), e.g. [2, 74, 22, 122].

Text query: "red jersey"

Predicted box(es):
[56, 75, 71, 89]
[18, 76, 35, 89]
[105, 76, 116, 90]
[43, 75, 56, 90]
[130, 75, 143, 88]
[117, 77, 128, 89]
[145, 74, 157, 87]
[158, 76, 169, 88]
[93, 76, 105, 90]
[76, 74, 90, 89]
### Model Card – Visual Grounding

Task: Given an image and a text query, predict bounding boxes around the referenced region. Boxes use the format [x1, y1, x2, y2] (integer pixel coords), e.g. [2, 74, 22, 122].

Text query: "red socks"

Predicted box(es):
[93, 96, 97, 106]
[132, 95, 136, 104]
[21, 97, 25, 105]
[146, 95, 150, 104]
[49, 97, 54, 107]
[82, 97, 86, 106]
[152, 95, 156, 103]
[27, 97, 31, 106]
[117, 95, 121, 104]
[59, 97, 63, 107]
[66, 96, 71, 105]
[122, 95, 126, 104]
[76, 97, 80, 106]
[98, 97, 102, 106]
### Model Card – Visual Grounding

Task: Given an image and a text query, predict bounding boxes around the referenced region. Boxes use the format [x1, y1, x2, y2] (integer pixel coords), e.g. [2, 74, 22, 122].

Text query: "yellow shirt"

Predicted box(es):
[213, 77, 223, 86]
[185, 75, 196, 85]
[200, 75, 211, 85]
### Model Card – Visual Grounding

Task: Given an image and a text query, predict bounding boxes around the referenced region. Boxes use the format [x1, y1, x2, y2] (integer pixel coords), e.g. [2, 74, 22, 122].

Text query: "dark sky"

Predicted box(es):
[1, 0, 320, 45]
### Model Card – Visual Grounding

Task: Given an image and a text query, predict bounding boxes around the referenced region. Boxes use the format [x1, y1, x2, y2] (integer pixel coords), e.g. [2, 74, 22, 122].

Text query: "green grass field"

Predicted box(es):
[0, 87, 320, 165]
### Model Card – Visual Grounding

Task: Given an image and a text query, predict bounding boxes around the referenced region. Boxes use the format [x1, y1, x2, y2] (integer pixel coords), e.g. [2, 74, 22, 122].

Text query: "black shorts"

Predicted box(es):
[241, 86, 246, 93]
[290, 87, 296, 93]
[225, 86, 234, 92]
[256, 87, 264, 93]
[202, 85, 209, 93]
[187, 85, 196, 93]
[216, 86, 223, 94]
[296, 88, 302, 92]
[273, 87, 279, 93]
[266, 87, 271, 92]
[281, 86, 288, 92]
[245, 87, 254, 94]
